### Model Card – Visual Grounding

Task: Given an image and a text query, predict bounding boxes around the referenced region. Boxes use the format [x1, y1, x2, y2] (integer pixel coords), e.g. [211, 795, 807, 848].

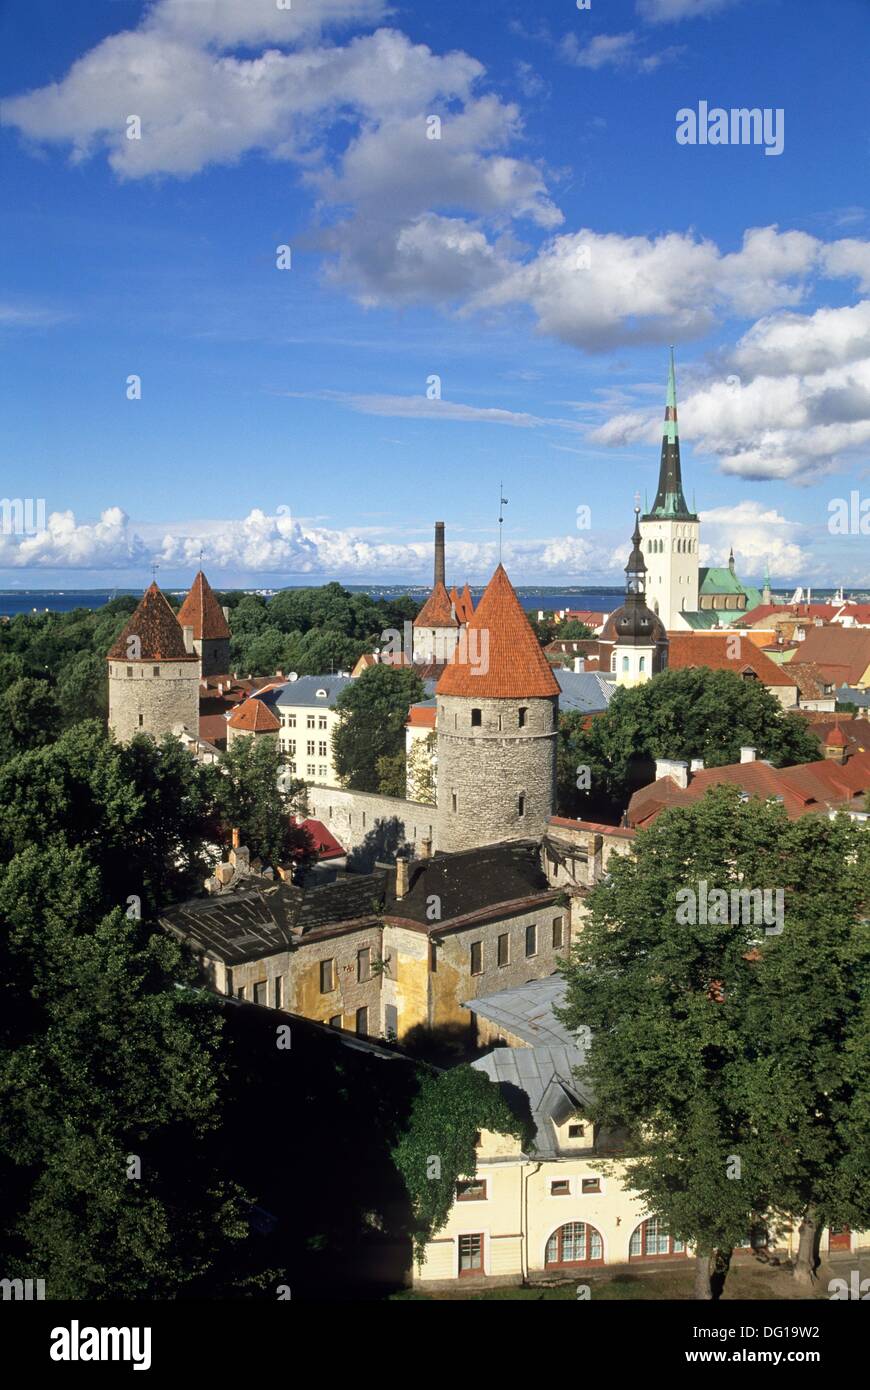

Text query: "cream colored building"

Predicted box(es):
[271, 675, 352, 786]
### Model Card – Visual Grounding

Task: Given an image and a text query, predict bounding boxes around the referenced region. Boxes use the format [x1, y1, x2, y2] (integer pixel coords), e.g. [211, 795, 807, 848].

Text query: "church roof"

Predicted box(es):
[642, 348, 696, 522]
[177, 570, 231, 640]
[107, 583, 198, 662]
[436, 564, 560, 699]
[413, 580, 459, 629]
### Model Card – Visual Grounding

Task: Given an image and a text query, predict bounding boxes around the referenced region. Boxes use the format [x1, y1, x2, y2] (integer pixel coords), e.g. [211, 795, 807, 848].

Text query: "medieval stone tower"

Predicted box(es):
[177, 570, 231, 676]
[435, 564, 559, 853]
[107, 582, 200, 742]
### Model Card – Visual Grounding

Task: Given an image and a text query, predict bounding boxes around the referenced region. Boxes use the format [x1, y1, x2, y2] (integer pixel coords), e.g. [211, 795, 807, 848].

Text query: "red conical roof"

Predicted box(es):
[178, 571, 230, 640]
[107, 583, 197, 662]
[414, 580, 459, 629]
[436, 564, 560, 698]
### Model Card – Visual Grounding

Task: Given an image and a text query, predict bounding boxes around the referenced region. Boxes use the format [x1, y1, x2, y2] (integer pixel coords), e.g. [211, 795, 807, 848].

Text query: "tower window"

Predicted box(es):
[471, 708, 482, 727]
[127, 666, 133, 678]
[470, 942, 482, 976]
[518, 793, 526, 816]
[138, 714, 144, 727]
[452, 792, 458, 813]
[518, 707, 528, 728]
[153, 666, 160, 677]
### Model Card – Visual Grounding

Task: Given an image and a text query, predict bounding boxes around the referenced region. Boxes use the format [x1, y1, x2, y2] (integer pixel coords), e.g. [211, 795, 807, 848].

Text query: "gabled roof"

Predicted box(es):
[464, 976, 577, 1048]
[177, 571, 231, 640]
[554, 669, 615, 713]
[413, 581, 459, 629]
[384, 839, 556, 932]
[436, 564, 560, 699]
[272, 675, 353, 709]
[794, 627, 870, 686]
[471, 1045, 591, 1159]
[227, 697, 281, 732]
[666, 632, 796, 687]
[107, 582, 198, 662]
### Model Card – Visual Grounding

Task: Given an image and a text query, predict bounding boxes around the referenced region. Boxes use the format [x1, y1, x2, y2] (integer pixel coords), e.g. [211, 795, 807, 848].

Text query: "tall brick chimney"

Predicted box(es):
[434, 521, 446, 589]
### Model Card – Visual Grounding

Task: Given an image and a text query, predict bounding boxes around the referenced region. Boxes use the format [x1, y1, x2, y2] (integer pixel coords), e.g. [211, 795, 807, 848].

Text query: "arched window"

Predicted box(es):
[621, 655, 629, 672]
[545, 1221, 604, 1267]
[639, 656, 646, 672]
[629, 1218, 686, 1260]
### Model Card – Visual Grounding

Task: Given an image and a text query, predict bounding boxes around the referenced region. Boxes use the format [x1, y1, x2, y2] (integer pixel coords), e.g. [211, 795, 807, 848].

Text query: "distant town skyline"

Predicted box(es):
[2, 0, 869, 587]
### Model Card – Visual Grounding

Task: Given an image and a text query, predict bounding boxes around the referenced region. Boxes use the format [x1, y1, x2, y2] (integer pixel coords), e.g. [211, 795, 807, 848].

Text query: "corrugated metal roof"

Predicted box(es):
[464, 975, 578, 1048]
[471, 1044, 590, 1158]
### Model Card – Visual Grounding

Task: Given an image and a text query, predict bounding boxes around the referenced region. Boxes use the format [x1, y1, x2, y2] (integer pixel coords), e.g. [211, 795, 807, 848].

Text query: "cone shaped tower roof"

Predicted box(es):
[436, 564, 560, 698]
[107, 583, 197, 662]
[178, 570, 231, 640]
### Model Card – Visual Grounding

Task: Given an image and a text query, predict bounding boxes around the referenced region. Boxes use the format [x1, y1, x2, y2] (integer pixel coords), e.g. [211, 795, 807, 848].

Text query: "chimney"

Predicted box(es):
[419, 836, 432, 860]
[232, 827, 241, 848]
[690, 758, 705, 773]
[229, 844, 250, 870]
[740, 746, 757, 764]
[434, 521, 446, 589]
[395, 855, 410, 899]
[182, 624, 195, 655]
[655, 757, 689, 789]
[573, 655, 585, 673]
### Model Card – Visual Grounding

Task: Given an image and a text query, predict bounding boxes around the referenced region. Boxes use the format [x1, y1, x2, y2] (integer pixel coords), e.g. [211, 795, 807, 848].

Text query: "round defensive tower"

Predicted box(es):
[435, 564, 559, 853]
[177, 569, 231, 677]
[107, 582, 201, 742]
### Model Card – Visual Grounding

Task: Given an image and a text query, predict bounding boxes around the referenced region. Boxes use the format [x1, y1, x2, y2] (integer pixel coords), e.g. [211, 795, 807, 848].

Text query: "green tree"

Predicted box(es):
[56, 649, 107, 724]
[557, 786, 870, 1298]
[333, 665, 425, 793]
[207, 736, 310, 870]
[0, 676, 57, 761]
[558, 667, 820, 819]
[406, 731, 436, 806]
[392, 1066, 534, 1262]
[556, 620, 594, 639]
[0, 840, 258, 1298]
[376, 750, 407, 798]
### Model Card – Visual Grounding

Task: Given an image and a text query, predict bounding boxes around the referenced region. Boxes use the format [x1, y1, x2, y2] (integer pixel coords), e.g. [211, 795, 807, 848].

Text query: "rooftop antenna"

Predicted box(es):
[498, 483, 509, 562]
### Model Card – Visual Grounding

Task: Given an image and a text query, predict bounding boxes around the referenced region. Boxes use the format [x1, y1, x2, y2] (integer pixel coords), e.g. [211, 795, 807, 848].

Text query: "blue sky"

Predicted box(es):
[1, 0, 869, 588]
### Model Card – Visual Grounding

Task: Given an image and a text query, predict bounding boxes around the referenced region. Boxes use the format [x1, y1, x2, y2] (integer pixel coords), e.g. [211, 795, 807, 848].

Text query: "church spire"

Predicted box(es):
[644, 347, 695, 521]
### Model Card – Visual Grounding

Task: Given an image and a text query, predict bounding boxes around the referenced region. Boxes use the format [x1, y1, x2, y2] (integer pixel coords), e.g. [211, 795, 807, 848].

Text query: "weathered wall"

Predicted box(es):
[436, 694, 557, 853]
[306, 785, 437, 866]
[196, 636, 230, 678]
[108, 659, 200, 742]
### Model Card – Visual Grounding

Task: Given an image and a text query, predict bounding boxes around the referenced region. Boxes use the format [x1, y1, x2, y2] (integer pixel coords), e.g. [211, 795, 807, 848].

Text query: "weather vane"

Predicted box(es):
[498, 483, 509, 562]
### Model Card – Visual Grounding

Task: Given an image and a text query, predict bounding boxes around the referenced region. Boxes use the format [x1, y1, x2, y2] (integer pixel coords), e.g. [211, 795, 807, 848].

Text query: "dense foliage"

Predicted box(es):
[333, 664, 425, 793]
[557, 666, 822, 819]
[392, 1066, 535, 1262]
[205, 736, 311, 870]
[557, 785, 870, 1297]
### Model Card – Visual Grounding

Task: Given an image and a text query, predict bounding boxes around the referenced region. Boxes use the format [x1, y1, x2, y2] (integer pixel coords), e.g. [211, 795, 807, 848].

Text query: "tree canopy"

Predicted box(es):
[333, 665, 425, 793]
[557, 666, 821, 820]
[557, 785, 870, 1297]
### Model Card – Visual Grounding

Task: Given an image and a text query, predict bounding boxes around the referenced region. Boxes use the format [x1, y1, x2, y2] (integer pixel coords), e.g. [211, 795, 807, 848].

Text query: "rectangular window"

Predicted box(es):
[497, 933, 510, 967]
[384, 1004, 398, 1038]
[127, 666, 133, 677]
[471, 708, 482, 727]
[319, 766, 327, 778]
[307, 740, 315, 755]
[319, 959, 335, 993]
[581, 1178, 601, 1194]
[307, 715, 315, 728]
[458, 1234, 483, 1276]
[357, 947, 371, 983]
[138, 714, 144, 727]
[552, 916, 564, 949]
[470, 941, 482, 976]
[274, 976, 283, 1009]
[253, 981, 268, 1006]
[153, 666, 160, 677]
[517, 793, 525, 817]
[451, 792, 458, 813]
[318, 741, 327, 757]
[568, 1123, 585, 1139]
[525, 924, 537, 957]
[550, 1180, 571, 1196]
[288, 714, 296, 728]
[318, 716, 327, 730]
[307, 764, 315, 777]
[457, 1180, 487, 1202]
[430, 942, 437, 973]
[329, 1015, 342, 1029]
[355, 1006, 368, 1036]
[518, 707, 528, 728]
[236, 985, 246, 1000]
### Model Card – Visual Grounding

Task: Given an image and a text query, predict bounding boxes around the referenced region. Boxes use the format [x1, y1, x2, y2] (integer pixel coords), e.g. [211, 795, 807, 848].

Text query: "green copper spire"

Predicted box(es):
[643, 347, 696, 521]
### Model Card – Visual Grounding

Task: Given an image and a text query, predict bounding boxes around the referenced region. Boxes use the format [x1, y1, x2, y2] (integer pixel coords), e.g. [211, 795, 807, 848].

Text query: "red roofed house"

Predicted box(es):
[435, 563, 560, 852]
[666, 631, 800, 706]
[791, 625, 870, 690]
[177, 570, 231, 676]
[627, 741, 870, 828]
[226, 695, 281, 745]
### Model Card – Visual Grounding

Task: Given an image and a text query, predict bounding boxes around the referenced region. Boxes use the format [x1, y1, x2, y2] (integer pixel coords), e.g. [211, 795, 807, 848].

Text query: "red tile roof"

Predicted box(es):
[628, 749, 870, 826]
[407, 704, 436, 729]
[459, 583, 475, 623]
[667, 632, 795, 687]
[199, 712, 231, 746]
[413, 581, 459, 629]
[107, 582, 198, 662]
[792, 627, 870, 686]
[437, 564, 561, 699]
[734, 603, 845, 627]
[227, 697, 280, 732]
[177, 570, 231, 640]
[548, 815, 636, 839]
[786, 661, 836, 701]
[293, 817, 345, 860]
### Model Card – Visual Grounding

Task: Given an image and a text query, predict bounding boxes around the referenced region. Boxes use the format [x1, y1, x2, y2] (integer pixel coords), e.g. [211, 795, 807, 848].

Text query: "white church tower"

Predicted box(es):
[639, 349, 699, 629]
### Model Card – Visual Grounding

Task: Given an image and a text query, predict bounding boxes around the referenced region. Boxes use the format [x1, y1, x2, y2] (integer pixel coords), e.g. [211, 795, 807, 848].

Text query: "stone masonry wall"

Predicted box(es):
[306, 785, 437, 866]
[108, 660, 200, 742]
[436, 694, 557, 853]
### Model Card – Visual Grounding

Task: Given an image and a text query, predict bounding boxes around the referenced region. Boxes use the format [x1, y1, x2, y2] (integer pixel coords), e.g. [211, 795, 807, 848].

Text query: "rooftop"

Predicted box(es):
[464, 976, 577, 1048]
[107, 582, 198, 663]
[436, 564, 561, 700]
[177, 571, 230, 641]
